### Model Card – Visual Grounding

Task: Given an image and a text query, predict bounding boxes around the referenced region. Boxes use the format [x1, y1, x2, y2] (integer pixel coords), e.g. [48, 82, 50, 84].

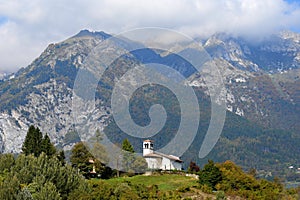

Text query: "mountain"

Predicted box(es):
[0, 72, 11, 81]
[198, 32, 300, 133]
[0, 30, 299, 179]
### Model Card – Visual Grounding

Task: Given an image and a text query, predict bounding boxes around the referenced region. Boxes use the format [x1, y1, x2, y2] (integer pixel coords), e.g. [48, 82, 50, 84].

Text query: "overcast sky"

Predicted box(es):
[0, 0, 300, 73]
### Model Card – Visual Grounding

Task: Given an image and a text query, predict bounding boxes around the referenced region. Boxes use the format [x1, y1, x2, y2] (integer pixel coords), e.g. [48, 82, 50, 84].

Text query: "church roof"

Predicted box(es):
[144, 151, 183, 163]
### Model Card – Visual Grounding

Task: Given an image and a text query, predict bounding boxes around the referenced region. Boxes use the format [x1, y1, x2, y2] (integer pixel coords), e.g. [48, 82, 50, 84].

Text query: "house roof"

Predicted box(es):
[144, 151, 183, 163]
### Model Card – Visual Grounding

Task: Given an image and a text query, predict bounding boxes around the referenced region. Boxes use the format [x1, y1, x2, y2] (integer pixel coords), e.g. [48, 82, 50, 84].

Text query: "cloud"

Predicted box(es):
[0, 0, 300, 72]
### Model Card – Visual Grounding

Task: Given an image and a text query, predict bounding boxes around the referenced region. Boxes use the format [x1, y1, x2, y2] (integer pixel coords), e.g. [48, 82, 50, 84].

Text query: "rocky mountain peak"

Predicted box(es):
[72, 29, 111, 39]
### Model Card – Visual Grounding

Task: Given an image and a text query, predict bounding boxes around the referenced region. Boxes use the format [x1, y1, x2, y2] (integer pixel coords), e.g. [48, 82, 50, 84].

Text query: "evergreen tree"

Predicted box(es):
[33, 127, 43, 156]
[0, 153, 15, 172]
[22, 125, 43, 156]
[0, 175, 21, 199]
[121, 139, 135, 172]
[22, 126, 57, 157]
[34, 181, 62, 200]
[56, 150, 65, 166]
[122, 138, 134, 153]
[41, 134, 56, 157]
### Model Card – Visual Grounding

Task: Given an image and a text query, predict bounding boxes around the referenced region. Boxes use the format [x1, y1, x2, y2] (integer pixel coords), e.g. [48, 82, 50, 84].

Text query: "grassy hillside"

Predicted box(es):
[88, 173, 216, 199]
[101, 174, 198, 191]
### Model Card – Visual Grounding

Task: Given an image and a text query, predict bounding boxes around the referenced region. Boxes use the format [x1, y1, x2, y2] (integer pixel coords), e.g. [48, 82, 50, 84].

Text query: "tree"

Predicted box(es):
[132, 156, 148, 173]
[22, 126, 57, 157]
[188, 161, 200, 173]
[0, 175, 21, 199]
[56, 150, 65, 166]
[121, 139, 135, 173]
[122, 138, 134, 153]
[0, 153, 15, 172]
[199, 160, 222, 190]
[22, 125, 43, 156]
[71, 141, 113, 179]
[90, 142, 112, 178]
[41, 134, 56, 157]
[37, 181, 62, 200]
[90, 143, 109, 165]
[4, 152, 84, 200]
[70, 142, 93, 178]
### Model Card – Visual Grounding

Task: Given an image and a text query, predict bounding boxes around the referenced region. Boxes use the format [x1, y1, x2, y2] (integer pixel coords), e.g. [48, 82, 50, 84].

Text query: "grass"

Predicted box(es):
[93, 173, 198, 191]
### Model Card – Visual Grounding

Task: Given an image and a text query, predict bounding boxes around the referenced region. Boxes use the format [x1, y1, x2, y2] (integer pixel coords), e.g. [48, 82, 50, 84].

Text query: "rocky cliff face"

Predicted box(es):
[0, 30, 299, 154]
[191, 32, 300, 133]
[0, 30, 111, 152]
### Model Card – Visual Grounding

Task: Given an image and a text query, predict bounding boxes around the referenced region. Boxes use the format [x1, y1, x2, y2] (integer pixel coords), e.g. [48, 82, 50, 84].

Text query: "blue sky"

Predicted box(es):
[0, 0, 300, 73]
[0, 16, 7, 25]
[285, 0, 300, 32]
[285, 0, 300, 3]
[285, 0, 300, 33]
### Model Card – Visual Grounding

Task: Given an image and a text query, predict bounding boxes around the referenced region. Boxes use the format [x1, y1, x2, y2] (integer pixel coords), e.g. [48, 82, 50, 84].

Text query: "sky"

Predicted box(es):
[0, 0, 300, 73]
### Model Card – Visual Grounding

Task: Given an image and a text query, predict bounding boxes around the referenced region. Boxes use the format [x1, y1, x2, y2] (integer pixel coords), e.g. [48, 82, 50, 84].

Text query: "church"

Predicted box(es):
[143, 140, 183, 170]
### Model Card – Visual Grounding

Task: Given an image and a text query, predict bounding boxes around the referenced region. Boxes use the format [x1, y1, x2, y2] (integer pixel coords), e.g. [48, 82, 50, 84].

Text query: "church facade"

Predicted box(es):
[143, 140, 183, 170]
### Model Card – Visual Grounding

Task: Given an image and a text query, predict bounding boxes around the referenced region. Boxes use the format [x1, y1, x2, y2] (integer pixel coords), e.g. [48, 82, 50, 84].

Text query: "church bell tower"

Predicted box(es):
[143, 140, 154, 156]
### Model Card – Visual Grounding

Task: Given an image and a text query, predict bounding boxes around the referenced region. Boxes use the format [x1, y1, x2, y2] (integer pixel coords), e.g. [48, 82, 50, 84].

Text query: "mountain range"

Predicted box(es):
[0, 29, 299, 180]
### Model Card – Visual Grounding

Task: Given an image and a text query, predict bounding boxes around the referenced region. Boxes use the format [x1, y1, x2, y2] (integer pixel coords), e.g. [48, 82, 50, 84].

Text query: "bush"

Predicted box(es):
[215, 191, 226, 200]
[198, 160, 222, 190]
[200, 184, 213, 194]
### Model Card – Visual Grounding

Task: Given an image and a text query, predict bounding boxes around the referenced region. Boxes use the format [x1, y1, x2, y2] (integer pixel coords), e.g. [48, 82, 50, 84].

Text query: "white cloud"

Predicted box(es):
[0, 0, 300, 72]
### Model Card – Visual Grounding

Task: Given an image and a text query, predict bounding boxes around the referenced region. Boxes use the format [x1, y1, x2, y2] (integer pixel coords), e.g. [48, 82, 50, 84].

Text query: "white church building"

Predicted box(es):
[143, 140, 183, 170]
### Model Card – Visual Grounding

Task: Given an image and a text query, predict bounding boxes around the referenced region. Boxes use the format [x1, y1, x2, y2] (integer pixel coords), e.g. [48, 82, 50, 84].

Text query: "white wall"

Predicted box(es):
[145, 157, 161, 169]
[145, 156, 182, 170]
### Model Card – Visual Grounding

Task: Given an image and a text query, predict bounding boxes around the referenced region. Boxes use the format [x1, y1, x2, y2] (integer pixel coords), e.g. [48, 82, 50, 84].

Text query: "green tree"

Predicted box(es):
[121, 139, 135, 173]
[70, 142, 93, 178]
[0, 153, 15, 173]
[71, 141, 113, 179]
[199, 160, 222, 190]
[0, 175, 21, 199]
[90, 143, 109, 165]
[12, 154, 37, 184]
[10, 153, 83, 200]
[41, 134, 56, 157]
[122, 138, 134, 153]
[90, 142, 112, 178]
[22, 125, 43, 156]
[33, 181, 62, 200]
[56, 150, 65, 166]
[215, 160, 289, 199]
[22, 126, 57, 158]
[132, 156, 148, 173]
